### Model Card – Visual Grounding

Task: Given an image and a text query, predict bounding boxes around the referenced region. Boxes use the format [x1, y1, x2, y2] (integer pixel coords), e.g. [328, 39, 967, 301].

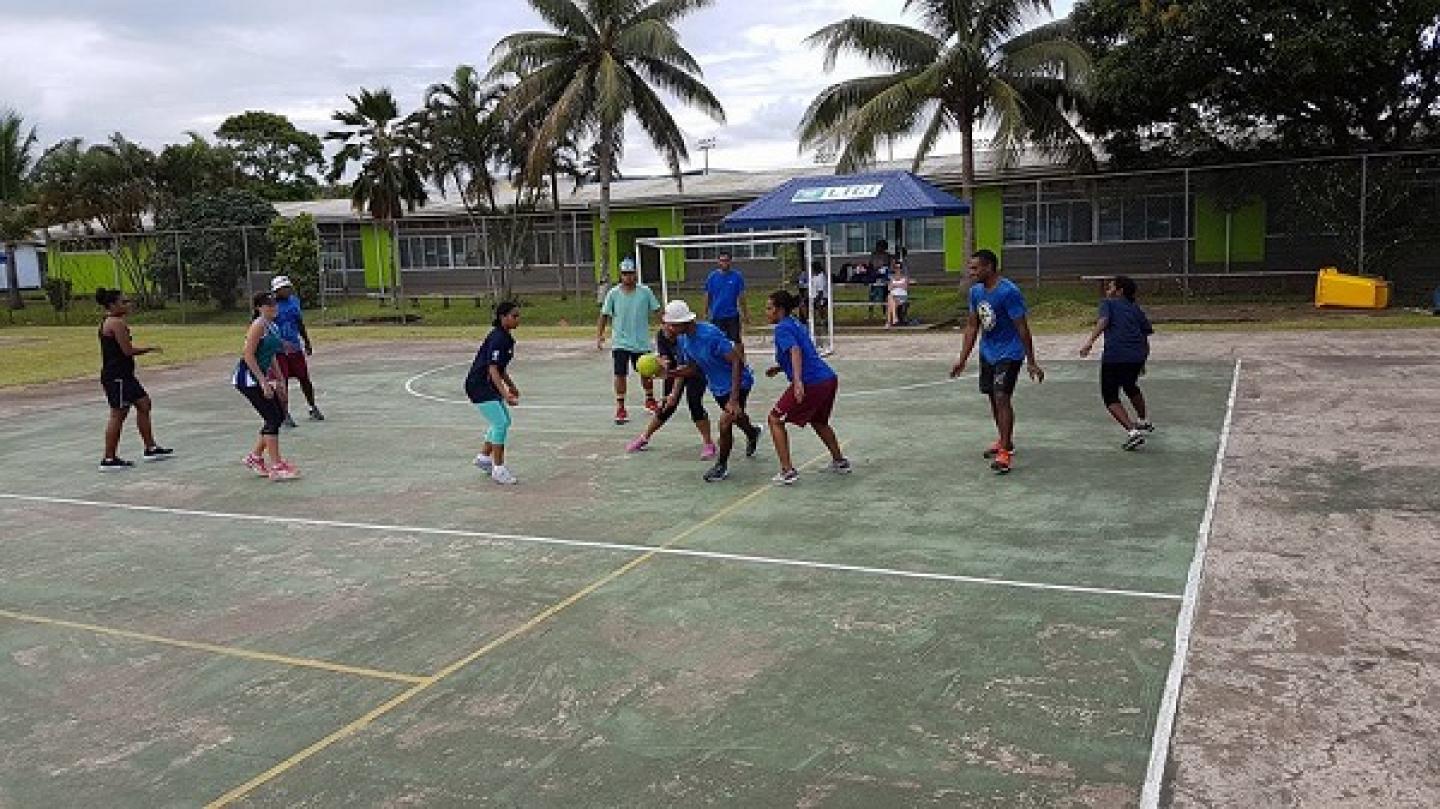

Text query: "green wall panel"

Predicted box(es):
[360, 224, 396, 289]
[943, 186, 1003, 272]
[1194, 195, 1266, 264]
[590, 207, 685, 284]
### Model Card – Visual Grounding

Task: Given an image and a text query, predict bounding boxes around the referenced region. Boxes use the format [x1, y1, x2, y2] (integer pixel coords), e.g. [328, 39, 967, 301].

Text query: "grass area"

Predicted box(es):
[4, 286, 1435, 388]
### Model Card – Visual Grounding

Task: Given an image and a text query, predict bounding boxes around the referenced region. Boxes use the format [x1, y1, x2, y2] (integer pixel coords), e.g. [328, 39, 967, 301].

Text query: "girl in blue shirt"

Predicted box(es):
[1080, 275, 1155, 450]
[763, 291, 851, 485]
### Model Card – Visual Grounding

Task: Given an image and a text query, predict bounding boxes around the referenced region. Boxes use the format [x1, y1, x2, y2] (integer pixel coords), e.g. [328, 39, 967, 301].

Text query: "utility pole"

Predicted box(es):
[698, 137, 716, 175]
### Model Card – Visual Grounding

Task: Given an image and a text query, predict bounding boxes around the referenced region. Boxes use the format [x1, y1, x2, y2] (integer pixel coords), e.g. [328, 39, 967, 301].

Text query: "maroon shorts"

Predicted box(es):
[274, 350, 309, 381]
[771, 376, 838, 428]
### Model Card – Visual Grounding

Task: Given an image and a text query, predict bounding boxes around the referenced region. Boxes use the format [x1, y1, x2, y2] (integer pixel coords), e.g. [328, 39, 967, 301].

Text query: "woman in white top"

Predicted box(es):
[885, 259, 911, 328]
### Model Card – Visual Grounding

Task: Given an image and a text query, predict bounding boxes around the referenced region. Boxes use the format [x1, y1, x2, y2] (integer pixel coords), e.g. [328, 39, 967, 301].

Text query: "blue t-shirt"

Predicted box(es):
[1099, 298, 1153, 364]
[274, 295, 304, 349]
[464, 327, 516, 403]
[704, 268, 746, 319]
[969, 279, 1029, 364]
[773, 317, 836, 385]
[678, 322, 753, 397]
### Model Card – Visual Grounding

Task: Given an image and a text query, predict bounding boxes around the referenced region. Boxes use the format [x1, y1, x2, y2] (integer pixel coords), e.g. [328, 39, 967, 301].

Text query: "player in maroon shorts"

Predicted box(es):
[763, 290, 850, 485]
[270, 275, 323, 426]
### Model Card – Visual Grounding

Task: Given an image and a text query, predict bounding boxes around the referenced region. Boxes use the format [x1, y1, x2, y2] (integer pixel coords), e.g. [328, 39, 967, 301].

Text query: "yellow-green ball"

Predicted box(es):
[637, 352, 662, 377]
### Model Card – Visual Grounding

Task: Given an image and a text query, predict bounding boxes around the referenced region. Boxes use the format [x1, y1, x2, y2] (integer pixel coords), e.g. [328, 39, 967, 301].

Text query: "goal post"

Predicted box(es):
[634, 229, 835, 355]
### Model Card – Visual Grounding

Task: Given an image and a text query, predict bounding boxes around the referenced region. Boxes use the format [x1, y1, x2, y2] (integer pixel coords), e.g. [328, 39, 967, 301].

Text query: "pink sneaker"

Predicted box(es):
[268, 460, 301, 481]
[700, 443, 718, 460]
[626, 435, 650, 453]
[243, 453, 269, 476]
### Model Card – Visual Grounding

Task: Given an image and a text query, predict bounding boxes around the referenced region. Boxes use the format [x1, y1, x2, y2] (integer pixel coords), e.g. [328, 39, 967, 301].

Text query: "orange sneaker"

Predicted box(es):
[982, 442, 1015, 459]
[990, 449, 1013, 474]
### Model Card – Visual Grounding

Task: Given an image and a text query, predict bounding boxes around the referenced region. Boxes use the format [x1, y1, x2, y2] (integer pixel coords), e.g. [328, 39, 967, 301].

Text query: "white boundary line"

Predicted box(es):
[0, 492, 1180, 602]
[1139, 358, 1242, 808]
[403, 361, 959, 408]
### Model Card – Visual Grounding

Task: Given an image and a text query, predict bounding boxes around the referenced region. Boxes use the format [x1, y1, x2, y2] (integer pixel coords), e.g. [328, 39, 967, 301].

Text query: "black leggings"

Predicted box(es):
[238, 385, 286, 435]
[654, 376, 708, 425]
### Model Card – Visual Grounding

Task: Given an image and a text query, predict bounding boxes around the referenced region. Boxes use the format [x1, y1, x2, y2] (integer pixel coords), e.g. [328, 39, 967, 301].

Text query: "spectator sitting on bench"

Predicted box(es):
[886, 259, 912, 328]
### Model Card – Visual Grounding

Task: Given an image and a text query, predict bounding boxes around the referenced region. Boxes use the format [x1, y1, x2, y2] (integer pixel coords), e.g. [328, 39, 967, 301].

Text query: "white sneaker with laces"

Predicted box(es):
[491, 465, 518, 485]
[474, 454, 494, 472]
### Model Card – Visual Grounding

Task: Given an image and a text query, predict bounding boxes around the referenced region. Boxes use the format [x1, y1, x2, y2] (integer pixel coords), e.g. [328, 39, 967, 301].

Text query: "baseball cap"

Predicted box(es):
[661, 299, 697, 324]
[270, 275, 293, 291]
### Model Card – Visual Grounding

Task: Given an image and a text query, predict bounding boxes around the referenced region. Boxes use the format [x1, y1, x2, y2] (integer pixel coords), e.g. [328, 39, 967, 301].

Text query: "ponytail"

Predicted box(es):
[769, 289, 801, 314]
[95, 288, 121, 308]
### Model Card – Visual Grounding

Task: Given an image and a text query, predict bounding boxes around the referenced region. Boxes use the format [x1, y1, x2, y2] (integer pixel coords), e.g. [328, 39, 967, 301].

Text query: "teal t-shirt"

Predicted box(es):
[601, 284, 661, 353]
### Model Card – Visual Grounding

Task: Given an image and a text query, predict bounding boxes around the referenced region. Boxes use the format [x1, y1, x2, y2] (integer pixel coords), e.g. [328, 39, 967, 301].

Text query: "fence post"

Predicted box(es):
[1358, 154, 1368, 274]
[1183, 168, 1191, 295]
[175, 232, 185, 324]
[242, 227, 254, 303]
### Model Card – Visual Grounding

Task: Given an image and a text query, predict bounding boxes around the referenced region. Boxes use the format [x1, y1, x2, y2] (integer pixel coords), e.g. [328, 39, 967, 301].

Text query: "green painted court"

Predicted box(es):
[0, 351, 1235, 806]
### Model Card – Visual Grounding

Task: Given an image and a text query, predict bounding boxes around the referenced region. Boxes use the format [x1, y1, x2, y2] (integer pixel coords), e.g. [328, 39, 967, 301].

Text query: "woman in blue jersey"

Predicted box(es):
[763, 290, 850, 485]
[235, 291, 300, 480]
[466, 301, 522, 485]
[1080, 275, 1155, 450]
[660, 299, 762, 483]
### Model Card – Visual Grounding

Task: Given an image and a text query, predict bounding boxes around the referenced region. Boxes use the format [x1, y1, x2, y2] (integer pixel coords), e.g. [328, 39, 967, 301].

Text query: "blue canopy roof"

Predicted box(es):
[721, 170, 969, 231]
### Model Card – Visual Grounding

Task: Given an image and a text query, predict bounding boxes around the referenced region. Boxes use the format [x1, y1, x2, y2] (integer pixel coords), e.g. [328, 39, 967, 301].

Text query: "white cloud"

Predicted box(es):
[0, 0, 1075, 176]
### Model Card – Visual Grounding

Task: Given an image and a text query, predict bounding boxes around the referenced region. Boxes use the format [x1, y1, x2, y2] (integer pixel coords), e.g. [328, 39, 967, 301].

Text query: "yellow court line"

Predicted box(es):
[0, 609, 428, 685]
[206, 449, 836, 807]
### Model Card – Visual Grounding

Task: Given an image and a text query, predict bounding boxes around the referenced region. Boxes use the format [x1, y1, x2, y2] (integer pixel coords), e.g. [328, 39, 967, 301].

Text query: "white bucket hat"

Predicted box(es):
[270, 275, 293, 292]
[661, 299, 697, 324]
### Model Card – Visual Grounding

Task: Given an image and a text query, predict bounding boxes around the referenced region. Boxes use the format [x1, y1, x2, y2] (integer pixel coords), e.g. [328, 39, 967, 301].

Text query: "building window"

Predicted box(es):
[321, 237, 363, 271]
[1003, 201, 1092, 245]
[902, 217, 946, 251]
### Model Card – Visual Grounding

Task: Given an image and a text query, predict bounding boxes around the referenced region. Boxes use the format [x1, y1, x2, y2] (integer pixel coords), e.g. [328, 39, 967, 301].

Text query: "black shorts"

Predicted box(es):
[712, 385, 751, 411]
[1100, 362, 1145, 405]
[612, 349, 646, 377]
[102, 376, 148, 409]
[979, 359, 1022, 396]
[712, 316, 741, 342]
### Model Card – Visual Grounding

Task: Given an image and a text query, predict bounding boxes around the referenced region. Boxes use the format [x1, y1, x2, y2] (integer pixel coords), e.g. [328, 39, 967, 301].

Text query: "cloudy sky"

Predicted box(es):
[1, 0, 1074, 176]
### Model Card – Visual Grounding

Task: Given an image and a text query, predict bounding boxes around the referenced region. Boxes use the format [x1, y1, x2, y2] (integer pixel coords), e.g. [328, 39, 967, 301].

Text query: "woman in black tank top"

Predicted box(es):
[95, 288, 172, 471]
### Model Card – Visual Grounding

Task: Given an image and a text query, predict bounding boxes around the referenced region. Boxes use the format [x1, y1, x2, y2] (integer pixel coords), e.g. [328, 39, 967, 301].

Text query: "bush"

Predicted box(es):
[43, 277, 73, 312]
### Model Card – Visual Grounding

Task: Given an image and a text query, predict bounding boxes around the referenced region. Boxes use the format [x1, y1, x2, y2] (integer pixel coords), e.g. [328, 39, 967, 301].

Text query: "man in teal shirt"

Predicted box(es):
[597, 258, 662, 424]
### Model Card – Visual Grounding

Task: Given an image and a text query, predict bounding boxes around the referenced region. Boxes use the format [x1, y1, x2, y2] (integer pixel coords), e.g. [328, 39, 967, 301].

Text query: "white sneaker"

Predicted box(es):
[826, 458, 853, 474]
[771, 468, 799, 486]
[474, 454, 494, 472]
[1123, 430, 1146, 451]
[491, 465, 517, 485]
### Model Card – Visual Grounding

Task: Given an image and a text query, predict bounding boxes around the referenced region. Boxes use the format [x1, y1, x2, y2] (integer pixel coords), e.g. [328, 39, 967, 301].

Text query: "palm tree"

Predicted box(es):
[326, 88, 428, 303]
[414, 65, 509, 297]
[1, 110, 38, 308]
[798, 0, 1093, 258]
[489, 0, 725, 285]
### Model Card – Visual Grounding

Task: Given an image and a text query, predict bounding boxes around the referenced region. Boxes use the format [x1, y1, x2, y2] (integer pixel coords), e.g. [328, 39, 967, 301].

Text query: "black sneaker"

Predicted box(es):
[826, 458, 853, 474]
[308, 407, 325, 421]
[99, 457, 135, 472]
[143, 446, 174, 461]
[744, 425, 763, 458]
[1135, 420, 1155, 433]
[282, 415, 299, 429]
[702, 463, 730, 483]
[1123, 431, 1146, 451]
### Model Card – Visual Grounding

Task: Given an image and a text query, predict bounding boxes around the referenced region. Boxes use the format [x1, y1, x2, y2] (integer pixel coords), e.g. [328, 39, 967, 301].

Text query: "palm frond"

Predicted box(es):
[631, 57, 726, 122]
[796, 73, 918, 149]
[626, 0, 713, 28]
[615, 20, 703, 75]
[624, 66, 691, 183]
[526, 0, 596, 38]
[910, 103, 952, 172]
[805, 17, 941, 73]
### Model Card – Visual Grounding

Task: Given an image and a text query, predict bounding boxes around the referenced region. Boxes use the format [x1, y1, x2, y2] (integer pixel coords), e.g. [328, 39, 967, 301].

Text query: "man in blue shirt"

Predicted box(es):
[949, 250, 1044, 473]
[703, 250, 748, 343]
[662, 298, 762, 482]
[270, 276, 323, 426]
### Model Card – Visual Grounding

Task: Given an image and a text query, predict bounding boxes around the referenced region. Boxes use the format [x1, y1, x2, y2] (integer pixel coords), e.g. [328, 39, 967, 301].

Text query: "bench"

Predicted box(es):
[363, 292, 491, 308]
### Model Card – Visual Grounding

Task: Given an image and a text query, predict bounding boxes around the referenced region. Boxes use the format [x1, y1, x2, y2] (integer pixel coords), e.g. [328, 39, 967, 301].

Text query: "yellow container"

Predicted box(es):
[1315, 267, 1390, 309]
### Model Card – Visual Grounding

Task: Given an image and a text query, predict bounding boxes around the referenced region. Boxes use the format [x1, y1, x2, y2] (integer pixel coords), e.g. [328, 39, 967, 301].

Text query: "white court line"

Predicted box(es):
[403, 360, 960, 408]
[0, 492, 1180, 602]
[1139, 359, 1242, 808]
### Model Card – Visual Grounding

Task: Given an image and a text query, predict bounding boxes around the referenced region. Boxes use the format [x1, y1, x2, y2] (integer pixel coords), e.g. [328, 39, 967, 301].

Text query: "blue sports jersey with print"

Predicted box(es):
[969, 279, 1028, 364]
